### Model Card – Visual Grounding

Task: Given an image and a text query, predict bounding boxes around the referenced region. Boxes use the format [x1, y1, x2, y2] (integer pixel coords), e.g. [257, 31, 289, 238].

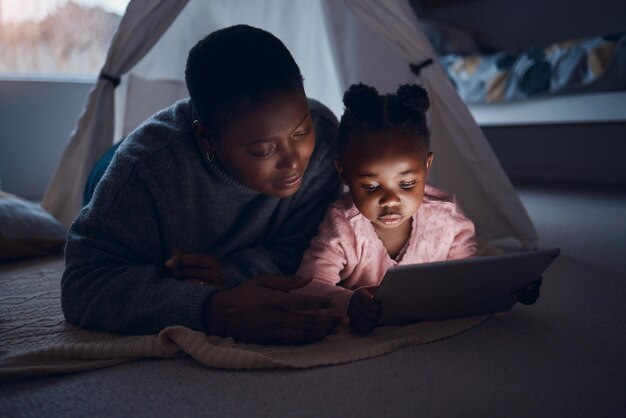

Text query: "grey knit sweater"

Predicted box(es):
[61, 98, 340, 335]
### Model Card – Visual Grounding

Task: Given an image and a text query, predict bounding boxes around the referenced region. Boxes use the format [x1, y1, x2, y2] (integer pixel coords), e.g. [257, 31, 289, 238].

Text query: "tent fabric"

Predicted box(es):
[130, 0, 349, 116]
[41, 0, 537, 249]
[41, 0, 189, 227]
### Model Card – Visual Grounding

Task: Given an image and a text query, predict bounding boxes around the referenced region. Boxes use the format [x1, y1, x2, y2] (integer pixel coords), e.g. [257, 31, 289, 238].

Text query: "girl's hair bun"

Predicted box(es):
[396, 84, 430, 113]
[343, 83, 380, 113]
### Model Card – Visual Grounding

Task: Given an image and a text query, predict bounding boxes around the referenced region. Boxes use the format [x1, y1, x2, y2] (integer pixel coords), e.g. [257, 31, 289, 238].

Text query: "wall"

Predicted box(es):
[0, 77, 93, 200]
[415, 0, 626, 50]
[484, 122, 626, 186]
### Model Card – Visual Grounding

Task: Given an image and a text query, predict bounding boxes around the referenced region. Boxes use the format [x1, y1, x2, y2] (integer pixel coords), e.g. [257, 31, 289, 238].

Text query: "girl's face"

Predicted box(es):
[195, 88, 315, 198]
[337, 130, 433, 233]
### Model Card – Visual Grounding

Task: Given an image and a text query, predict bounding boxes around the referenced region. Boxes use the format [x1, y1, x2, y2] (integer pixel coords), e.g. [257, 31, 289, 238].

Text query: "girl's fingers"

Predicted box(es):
[354, 290, 382, 314]
[352, 304, 380, 327]
[357, 308, 380, 321]
[348, 291, 382, 330]
[367, 299, 383, 315]
[352, 301, 381, 321]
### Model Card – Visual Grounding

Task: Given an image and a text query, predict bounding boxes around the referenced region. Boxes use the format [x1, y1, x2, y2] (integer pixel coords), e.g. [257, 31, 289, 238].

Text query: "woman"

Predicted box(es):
[62, 25, 343, 344]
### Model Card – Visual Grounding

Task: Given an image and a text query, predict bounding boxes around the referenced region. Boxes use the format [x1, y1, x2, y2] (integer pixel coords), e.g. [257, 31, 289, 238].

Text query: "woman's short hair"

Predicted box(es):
[185, 24, 304, 136]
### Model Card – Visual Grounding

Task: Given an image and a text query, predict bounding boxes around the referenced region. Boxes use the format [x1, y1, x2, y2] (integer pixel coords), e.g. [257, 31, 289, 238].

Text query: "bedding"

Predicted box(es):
[0, 191, 66, 262]
[437, 32, 626, 103]
[0, 256, 488, 382]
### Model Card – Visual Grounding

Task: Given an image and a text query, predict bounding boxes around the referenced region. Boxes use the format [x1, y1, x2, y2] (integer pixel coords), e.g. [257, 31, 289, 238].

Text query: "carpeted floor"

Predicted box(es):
[1, 183, 625, 418]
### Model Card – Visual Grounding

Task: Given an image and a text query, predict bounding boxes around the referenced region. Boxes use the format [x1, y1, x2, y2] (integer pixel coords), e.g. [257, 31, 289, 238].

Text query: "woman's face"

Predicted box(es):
[196, 88, 315, 198]
[337, 130, 433, 233]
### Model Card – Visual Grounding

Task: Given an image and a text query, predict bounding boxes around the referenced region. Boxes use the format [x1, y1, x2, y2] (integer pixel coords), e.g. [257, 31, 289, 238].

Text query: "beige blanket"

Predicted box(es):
[0, 257, 488, 382]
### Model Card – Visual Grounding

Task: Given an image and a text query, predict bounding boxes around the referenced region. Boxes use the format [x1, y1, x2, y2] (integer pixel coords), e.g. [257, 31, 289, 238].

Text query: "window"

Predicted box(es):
[0, 0, 130, 77]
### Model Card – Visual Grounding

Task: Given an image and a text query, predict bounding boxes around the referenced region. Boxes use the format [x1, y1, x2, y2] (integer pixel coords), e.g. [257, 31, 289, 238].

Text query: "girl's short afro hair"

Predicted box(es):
[338, 83, 431, 155]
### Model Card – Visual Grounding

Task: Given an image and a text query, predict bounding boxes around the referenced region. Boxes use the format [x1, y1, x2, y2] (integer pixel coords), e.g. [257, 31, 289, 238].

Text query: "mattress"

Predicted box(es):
[0, 255, 486, 383]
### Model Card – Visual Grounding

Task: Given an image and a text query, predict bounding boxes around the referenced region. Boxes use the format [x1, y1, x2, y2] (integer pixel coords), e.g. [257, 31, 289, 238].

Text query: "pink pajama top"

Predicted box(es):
[294, 185, 477, 314]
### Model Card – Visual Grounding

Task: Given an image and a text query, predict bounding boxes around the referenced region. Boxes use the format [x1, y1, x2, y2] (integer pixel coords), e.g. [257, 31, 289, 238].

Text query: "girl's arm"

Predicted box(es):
[291, 203, 358, 316]
[446, 202, 478, 260]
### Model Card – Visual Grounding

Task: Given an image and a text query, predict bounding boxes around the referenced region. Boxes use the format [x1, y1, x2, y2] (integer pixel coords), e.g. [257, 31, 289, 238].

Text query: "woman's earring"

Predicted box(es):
[206, 151, 215, 162]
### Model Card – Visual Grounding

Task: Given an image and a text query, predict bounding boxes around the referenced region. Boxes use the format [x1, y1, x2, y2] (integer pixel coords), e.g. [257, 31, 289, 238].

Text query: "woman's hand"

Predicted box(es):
[165, 249, 223, 288]
[203, 275, 344, 345]
[347, 286, 382, 334]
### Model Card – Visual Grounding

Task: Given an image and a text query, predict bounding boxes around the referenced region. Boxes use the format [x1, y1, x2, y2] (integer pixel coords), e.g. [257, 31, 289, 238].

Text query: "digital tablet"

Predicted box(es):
[374, 248, 561, 325]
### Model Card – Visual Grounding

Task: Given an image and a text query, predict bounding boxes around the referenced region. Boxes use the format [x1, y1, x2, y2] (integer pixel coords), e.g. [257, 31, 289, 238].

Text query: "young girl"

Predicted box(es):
[294, 83, 477, 333]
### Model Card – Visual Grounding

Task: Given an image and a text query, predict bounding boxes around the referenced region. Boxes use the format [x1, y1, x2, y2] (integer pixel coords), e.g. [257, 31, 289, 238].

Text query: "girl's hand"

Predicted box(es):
[347, 286, 382, 334]
[165, 249, 223, 288]
[512, 276, 543, 305]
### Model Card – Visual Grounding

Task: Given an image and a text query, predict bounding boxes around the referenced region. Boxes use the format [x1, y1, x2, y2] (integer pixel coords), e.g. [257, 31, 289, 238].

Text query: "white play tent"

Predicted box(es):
[42, 0, 538, 250]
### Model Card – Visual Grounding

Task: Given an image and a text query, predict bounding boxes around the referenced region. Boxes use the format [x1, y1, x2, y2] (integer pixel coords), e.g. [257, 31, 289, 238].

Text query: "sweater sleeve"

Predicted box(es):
[219, 100, 342, 288]
[446, 200, 478, 260]
[291, 205, 357, 315]
[296, 205, 355, 284]
[62, 162, 218, 335]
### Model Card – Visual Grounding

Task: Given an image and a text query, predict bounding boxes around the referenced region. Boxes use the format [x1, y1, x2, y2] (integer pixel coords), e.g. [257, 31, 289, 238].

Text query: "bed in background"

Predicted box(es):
[437, 30, 626, 127]
[416, 15, 626, 186]
[437, 32, 626, 104]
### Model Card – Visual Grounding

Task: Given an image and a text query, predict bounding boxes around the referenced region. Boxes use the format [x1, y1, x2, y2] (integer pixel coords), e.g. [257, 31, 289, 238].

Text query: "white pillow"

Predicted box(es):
[0, 191, 67, 261]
